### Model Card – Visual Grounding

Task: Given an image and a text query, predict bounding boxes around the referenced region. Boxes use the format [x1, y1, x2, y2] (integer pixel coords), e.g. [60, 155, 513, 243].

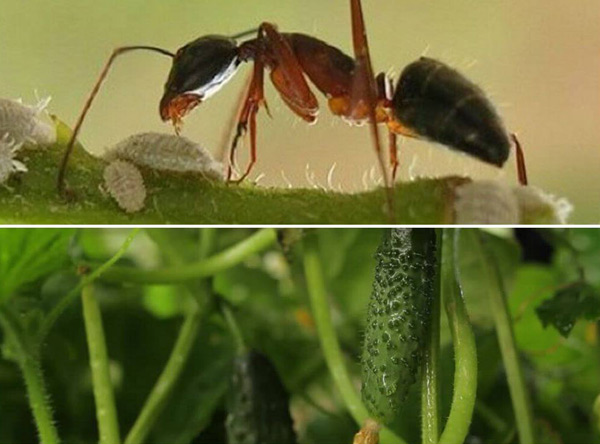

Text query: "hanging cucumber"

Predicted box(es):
[226, 350, 297, 444]
[361, 228, 437, 424]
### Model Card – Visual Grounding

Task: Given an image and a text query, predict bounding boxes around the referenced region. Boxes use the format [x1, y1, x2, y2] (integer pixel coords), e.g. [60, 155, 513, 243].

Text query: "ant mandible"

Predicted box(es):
[57, 0, 528, 207]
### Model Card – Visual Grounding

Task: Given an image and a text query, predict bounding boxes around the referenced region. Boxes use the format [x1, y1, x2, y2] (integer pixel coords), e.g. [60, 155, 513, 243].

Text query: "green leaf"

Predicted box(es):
[457, 229, 521, 328]
[535, 282, 600, 337]
[0, 229, 74, 303]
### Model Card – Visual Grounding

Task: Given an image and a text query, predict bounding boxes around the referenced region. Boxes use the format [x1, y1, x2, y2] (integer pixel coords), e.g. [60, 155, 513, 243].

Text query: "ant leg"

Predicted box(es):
[259, 23, 319, 122]
[227, 60, 265, 183]
[389, 132, 399, 181]
[349, 0, 394, 214]
[57, 46, 174, 197]
[376, 72, 399, 181]
[218, 71, 253, 171]
[511, 133, 528, 186]
[234, 106, 258, 183]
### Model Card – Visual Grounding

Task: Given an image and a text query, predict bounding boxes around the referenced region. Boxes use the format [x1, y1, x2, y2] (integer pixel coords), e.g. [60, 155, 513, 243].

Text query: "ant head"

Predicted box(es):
[160, 35, 241, 126]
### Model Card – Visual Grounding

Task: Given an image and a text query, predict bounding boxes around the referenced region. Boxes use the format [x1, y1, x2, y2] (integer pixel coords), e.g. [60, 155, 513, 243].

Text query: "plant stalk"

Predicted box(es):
[101, 228, 277, 285]
[302, 234, 406, 444]
[81, 284, 121, 444]
[438, 229, 478, 444]
[473, 230, 536, 444]
[124, 301, 205, 444]
[0, 308, 61, 444]
[20, 354, 62, 444]
[124, 229, 216, 444]
[220, 302, 247, 354]
[421, 229, 442, 444]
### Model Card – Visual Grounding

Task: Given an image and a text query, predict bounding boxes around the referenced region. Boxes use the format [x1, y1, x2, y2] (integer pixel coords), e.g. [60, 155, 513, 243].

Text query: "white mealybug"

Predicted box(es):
[513, 186, 572, 225]
[0, 97, 56, 146]
[0, 134, 27, 184]
[454, 181, 520, 224]
[103, 160, 146, 213]
[454, 181, 573, 224]
[104, 132, 223, 180]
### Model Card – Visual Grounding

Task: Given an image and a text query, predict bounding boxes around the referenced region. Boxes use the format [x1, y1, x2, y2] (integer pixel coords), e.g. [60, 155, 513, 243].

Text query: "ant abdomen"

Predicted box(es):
[392, 57, 510, 167]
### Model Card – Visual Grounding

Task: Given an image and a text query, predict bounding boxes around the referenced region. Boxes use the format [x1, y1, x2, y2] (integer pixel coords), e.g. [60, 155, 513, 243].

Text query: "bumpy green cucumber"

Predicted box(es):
[226, 351, 296, 444]
[361, 228, 437, 423]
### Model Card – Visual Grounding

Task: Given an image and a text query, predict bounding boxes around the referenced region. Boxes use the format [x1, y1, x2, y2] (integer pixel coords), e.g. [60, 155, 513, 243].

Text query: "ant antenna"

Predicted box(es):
[230, 28, 260, 40]
[57, 46, 174, 197]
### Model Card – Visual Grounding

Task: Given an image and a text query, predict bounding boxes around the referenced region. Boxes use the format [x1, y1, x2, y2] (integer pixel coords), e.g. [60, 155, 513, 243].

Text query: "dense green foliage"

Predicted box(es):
[0, 228, 599, 444]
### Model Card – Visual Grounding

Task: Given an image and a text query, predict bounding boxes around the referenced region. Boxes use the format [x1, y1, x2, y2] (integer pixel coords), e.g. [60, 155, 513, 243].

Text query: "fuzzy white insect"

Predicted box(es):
[0, 97, 55, 146]
[103, 160, 146, 213]
[104, 132, 223, 180]
[454, 181, 520, 224]
[514, 186, 572, 225]
[0, 134, 27, 184]
[454, 181, 573, 224]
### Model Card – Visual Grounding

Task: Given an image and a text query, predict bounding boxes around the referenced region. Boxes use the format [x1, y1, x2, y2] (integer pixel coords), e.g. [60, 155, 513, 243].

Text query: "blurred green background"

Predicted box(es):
[1, 1, 599, 222]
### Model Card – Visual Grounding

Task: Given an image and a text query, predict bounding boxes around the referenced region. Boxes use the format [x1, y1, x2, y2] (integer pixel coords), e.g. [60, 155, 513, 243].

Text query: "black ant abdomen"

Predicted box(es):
[392, 57, 510, 168]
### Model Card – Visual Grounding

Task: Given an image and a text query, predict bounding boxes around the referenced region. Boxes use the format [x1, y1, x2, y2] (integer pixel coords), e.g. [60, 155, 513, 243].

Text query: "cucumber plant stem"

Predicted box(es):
[438, 229, 478, 444]
[100, 228, 277, 285]
[302, 234, 406, 444]
[20, 353, 61, 444]
[421, 229, 442, 444]
[220, 303, 247, 354]
[473, 230, 536, 444]
[0, 308, 61, 444]
[474, 401, 510, 434]
[81, 284, 121, 444]
[125, 229, 216, 444]
[124, 301, 206, 444]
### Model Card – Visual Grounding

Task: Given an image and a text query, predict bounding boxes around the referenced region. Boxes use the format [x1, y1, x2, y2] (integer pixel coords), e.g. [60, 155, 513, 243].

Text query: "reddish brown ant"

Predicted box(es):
[57, 0, 528, 210]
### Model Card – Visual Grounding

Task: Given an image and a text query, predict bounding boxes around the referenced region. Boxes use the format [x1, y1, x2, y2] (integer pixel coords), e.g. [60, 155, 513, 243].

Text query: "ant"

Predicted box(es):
[57, 0, 528, 212]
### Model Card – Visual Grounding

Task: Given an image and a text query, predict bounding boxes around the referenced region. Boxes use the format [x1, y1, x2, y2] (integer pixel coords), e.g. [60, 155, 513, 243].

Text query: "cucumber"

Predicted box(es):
[361, 228, 437, 423]
[226, 351, 296, 444]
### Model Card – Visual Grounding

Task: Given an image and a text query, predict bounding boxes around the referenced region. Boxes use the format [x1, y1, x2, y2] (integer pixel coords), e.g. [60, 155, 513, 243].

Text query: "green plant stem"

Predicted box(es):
[81, 284, 121, 444]
[124, 301, 206, 444]
[421, 229, 442, 444]
[124, 229, 215, 444]
[0, 309, 61, 444]
[38, 228, 141, 343]
[302, 234, 406, 444]
[438, 229, 478, 444]
[473, 230, 536, 444]
[20, 354, 61, 444]
[220, 303, 247, 354]
[1, 139, 469, 224]
[101, 228, 277, 285]
[474, 401, 509, 434]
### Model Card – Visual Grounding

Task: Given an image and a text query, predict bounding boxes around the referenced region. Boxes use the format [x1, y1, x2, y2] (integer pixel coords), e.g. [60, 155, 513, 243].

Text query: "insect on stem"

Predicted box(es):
[57, 45, 175, 198]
